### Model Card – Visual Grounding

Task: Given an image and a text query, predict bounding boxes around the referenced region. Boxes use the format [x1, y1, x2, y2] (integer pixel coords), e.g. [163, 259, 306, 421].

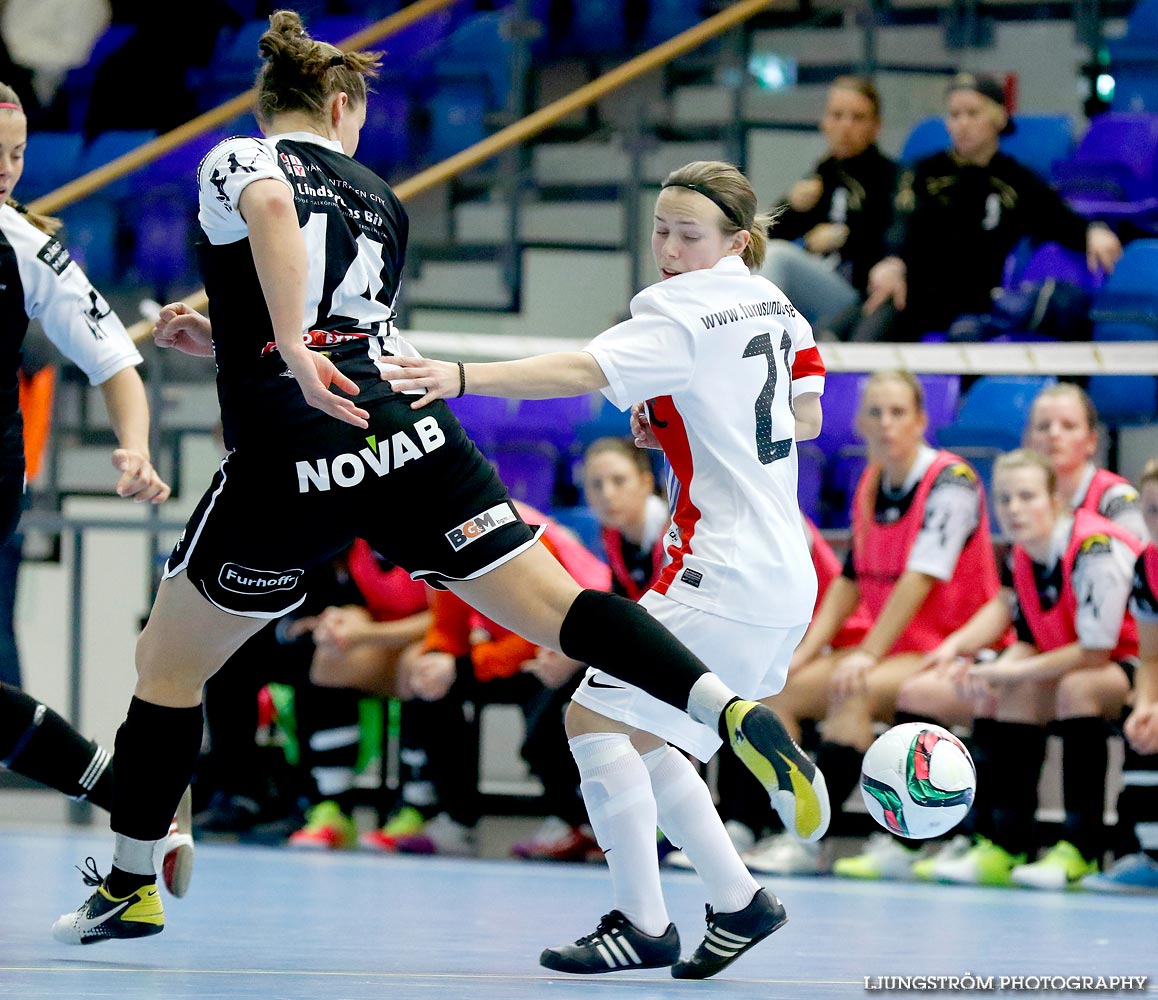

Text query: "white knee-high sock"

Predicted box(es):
[643, 745, 760, 914]
[569, 733, 670, 936]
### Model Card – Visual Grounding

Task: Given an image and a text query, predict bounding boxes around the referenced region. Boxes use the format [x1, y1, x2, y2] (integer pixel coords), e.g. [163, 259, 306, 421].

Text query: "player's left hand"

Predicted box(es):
[1086, 224, 1123, 275]
[283, 347, 370, 428]
[831, 648, 878, 699]
[1124, 703, 1158, 755]
[966, 658, 1040, 685]
[521, 648, 584, 689]
[378, 355, 460, 409]
[408, 650, 457, 701]
[111, 448, 171, 503]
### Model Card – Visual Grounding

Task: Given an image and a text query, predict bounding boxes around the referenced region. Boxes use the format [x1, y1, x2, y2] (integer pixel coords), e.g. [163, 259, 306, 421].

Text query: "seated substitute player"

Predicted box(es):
[763, 369, 1000, 880]
[1084, 457, 1158, 892]
[386, 159, 829, 979]
[758, 75, 898, 341]
[54, 14, 822, 947]
[862, 73, 1121, 341]
[1024, 383, 1148, 544]
[906, 449, 1141, 887]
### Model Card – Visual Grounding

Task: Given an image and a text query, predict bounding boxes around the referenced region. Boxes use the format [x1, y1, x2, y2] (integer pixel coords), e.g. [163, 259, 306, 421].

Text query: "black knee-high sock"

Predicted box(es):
[0, 682, 114, 809]
[1055, 717, 1109, 862]
[815, 741, 863, 821]
[295, 683, 364, 814]
[111, 697, 204, 843]
[1115, 741, 1158, 862]
[972, 719, 1046, 857]
[559, 590, 710, 712]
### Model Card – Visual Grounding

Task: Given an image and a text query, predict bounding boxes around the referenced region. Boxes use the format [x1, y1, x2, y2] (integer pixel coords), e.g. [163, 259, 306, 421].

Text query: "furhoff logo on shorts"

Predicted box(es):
[219, 563, 304, 595]
[446, 503, 518, 551]
[296, 416, 446, 493]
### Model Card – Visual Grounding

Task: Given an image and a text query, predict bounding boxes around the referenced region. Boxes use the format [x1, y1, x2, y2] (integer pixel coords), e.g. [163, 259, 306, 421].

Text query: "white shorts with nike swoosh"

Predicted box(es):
[570, 590, 808, 761]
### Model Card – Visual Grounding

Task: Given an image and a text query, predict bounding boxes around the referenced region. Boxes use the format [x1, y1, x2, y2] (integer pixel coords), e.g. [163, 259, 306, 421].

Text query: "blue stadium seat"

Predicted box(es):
[642, 0, 704, 48]
[798, 443, 825, 523]
[61, 25, 136, 132]
[815, 371, 871, 458]
[1051, 114, 1158, 223]
[80, 130, 158, 200]
[1009, 241, 1102, 292]
[512, 396, 601, 451]
[60, 198, 120, 286]
[18, 132, 84, 201]
[901, 115, 1073, 177]
[1085, 375, 1158, 425]
[563, 0, 627, 56]
[490, 438, 560, 511]
[573, 396, 630, 450]
[1090, 239, 1158, 329]
[936, 375, 1058, 453]
[920, 374, 961, 446]
[358, 87, 414, 175]
[131, 195, 194, 295]
[999, 115, 1074, 179]
[426, 82, 487, 162]
[900, 117, 949, 165]
[549, 505, 604, 553]
[445, 395, 516, 450]
[432, 12, 514, 107]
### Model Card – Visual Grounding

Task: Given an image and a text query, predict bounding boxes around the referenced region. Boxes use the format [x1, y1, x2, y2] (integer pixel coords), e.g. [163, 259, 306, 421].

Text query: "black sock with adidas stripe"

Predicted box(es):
[0, 682, 114, 809]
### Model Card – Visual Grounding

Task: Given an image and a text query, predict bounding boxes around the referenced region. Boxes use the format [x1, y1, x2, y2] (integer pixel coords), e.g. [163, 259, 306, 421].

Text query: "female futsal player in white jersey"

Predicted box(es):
[54, 14, 824, 948]
[387, 160, 828, 979]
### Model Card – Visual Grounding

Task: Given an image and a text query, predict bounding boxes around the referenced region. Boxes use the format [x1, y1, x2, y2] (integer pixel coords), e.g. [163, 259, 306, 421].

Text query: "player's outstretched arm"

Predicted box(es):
[384, 351, 609, 409]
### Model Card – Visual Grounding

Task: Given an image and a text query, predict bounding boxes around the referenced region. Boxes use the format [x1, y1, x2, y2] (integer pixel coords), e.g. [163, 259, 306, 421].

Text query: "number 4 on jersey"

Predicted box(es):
[742, 331, 793, 465]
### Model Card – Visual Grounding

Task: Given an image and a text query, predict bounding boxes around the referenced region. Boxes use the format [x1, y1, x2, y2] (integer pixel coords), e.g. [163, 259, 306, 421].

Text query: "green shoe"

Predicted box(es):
[288, 800, 357, 849]
[832, 833, 920, 880]
[359, 805, 427, 852]
[911, 835, 971, 881]
[1012, 841, 1098, 890]
[930, 837, 1025, 886]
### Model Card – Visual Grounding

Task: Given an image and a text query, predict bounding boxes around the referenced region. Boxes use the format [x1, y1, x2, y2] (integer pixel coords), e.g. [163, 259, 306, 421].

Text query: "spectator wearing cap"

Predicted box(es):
[860, 72, 1122, 341]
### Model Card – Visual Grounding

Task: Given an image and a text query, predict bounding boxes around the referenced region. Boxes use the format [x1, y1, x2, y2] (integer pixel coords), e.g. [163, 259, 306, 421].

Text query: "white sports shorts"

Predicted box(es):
[570, 589, 808, 762]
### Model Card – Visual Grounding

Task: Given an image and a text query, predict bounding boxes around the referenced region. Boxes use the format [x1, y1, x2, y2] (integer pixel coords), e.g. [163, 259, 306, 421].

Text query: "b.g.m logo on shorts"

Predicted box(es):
[218, 562, 304, 595]
[446, 503, 518, 551]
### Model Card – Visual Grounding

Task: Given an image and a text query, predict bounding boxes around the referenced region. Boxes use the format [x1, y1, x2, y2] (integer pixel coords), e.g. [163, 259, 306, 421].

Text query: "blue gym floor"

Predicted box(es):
[0, 828, 1151, 999]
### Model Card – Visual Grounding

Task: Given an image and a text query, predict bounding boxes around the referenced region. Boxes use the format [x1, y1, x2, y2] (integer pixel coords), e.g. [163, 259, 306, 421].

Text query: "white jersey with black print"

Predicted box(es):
[0, 203, 142, 456]
[195, 132, 414, 448]
[585, 255, 826, 627]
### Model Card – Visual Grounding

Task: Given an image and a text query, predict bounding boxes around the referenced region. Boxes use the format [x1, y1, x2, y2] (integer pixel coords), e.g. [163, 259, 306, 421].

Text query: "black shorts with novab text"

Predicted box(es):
[165, 396, 540, 617]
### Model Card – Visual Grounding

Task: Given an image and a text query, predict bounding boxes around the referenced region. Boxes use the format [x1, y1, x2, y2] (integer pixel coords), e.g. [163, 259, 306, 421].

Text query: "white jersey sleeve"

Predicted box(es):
[788, 315, 825, 398]
[906, 462, 982, 581]
[197, 136, 291, 245]
[584, 289, 697, 410]
[0, 206, 142, 385]
[1099, 482, 1150, 544]
[1071, 534, 1137, 650]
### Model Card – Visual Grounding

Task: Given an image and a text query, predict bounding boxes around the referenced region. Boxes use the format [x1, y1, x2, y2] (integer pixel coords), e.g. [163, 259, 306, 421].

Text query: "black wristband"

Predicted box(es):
[456, 361, 466, 398]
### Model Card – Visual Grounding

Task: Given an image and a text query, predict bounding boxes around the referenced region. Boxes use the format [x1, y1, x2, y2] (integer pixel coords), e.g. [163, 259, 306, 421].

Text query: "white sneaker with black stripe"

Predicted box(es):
[671, 888, 788, 979]
[540, 910, 680, 975]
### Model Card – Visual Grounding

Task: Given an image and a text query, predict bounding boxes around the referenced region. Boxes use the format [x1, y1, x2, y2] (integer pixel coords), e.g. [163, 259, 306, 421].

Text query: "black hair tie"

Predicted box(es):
[329, 54, 345, 67]
[660, 180, 744, 228]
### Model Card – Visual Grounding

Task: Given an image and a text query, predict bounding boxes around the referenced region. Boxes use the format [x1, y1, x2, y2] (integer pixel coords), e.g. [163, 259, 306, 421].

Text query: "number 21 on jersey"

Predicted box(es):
[742, 331, 794, 465]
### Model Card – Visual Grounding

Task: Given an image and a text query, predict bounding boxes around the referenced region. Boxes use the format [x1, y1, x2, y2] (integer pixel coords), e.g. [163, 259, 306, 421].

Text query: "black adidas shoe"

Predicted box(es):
[540, 910, 680, 975]
[671, 888, 788, 980]
[722, 699, 831, 842]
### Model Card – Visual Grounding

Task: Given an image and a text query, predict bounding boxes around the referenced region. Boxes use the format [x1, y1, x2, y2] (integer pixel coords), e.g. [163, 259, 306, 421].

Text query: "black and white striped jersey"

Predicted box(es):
[0, 203, 142, 459]
[196, 131, 411, 448]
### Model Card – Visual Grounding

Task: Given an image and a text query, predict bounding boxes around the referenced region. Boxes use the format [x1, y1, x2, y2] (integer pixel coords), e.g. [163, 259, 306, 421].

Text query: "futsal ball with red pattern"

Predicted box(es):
[860, 722, 976, 839]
